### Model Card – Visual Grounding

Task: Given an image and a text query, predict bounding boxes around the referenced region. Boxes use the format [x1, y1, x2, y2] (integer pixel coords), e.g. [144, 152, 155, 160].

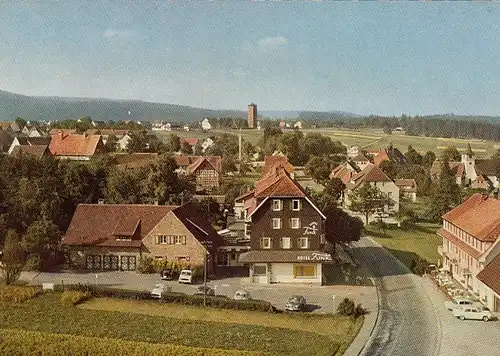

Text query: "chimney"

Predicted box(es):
[153, 199, 159, 206]
[493, 189, 499, 200]
[98, 199, 105, 204]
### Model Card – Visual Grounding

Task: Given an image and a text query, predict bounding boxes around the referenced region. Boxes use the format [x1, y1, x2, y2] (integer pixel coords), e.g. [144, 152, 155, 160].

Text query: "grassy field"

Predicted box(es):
[0, 292, 362, 356]
[154, 127, 498, 158]
[365, 223, 442, 268]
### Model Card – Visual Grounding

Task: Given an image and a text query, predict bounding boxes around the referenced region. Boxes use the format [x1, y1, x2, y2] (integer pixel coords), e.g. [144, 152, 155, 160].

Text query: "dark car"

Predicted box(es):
[160, 269, 175, 280]
[285, 295, 306, 311]
[194, 286, 215, 296]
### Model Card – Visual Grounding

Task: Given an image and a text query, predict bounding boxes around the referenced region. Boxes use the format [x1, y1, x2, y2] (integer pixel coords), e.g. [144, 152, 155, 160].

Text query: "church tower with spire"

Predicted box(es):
[461, 143, 477, 185]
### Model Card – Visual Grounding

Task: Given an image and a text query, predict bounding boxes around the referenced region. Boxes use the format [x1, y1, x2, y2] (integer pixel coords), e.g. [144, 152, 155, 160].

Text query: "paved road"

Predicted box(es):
[351, 237, 440, 356]
[352, 236, 500, 356]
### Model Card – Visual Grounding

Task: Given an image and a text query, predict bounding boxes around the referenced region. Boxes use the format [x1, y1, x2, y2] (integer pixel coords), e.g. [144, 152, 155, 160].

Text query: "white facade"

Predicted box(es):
[117, 134, 131, 151]
[202, 137, 214, 152]
[461, 153, 477, 186]
[201, 118, 212, 131]
[249, 262, 323, 284]
[345, 180, 400, 213]
[7, 137, 20, 155]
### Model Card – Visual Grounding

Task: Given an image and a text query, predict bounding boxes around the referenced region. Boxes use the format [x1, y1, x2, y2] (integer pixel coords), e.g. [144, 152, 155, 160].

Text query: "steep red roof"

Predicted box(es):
[477, 254, 500, 295]
[255, 167, 306, 198]
[352, 153, 370, 162]
[261, 156, 293, 178]
[373, 151, 390, 165]
[49, 133, 102, 157]
[348, 164, 393, 189]
[49, 129, 77, 136]
[183, 138, 199, 146]
[330, 164, 356, 185]
[186, 156, 222, 173]
[442, 194, 500, 242]
[437, 228, 483, 259]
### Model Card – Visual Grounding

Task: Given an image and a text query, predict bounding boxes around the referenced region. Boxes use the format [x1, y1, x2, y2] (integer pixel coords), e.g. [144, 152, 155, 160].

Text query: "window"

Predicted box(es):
[281, 237, 291, 249]
[290, 218, 301, 229]
[272, 199, 282, 211]
[293, 264, 316, 278]
[292, 199, 301, 211]
[261, 237, 271, 249]
[298, 237, 309, 249]
[272, 218, 282, 229]
[177, 256, 190, 262]
[253, 265, 267, 276]
[157, 235, 187, 245]
[116, 236, 131, 241]
[387, 192, 392, 198]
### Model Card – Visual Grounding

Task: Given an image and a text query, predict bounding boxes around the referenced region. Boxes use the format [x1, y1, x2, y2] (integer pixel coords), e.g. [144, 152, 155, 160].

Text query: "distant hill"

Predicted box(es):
[0, 90, 247, 123]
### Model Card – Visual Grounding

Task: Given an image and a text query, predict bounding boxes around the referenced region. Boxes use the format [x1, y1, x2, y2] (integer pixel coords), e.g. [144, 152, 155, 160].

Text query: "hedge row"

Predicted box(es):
[54, 284, 276, 312]
[0, 328, 265, 356]
[60, 291, 92, 307]
[0, 285, 41, 303]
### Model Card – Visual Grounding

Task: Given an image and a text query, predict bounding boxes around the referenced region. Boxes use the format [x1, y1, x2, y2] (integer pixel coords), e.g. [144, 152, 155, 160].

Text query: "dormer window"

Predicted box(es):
[272, 199, 282, 211]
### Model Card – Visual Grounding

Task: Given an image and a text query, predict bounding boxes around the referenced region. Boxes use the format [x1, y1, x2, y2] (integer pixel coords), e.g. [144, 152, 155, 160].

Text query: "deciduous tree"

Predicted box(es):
[349, 183, 387, 224]
[1, 229, 25, 284]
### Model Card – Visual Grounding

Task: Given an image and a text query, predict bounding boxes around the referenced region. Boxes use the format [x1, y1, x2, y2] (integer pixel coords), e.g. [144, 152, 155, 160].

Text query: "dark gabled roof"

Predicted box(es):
[172, 202, 223, 251]
[442, 194, 500, 242]
[186, 156, 222, 173]
[11, 145, 50, 159]
[347, 164, 393, 189]
[477, 254, 500, 295]
[352, 153, 369, 162]
[475, 159, 497, 176]
[16, 136, 51, 146]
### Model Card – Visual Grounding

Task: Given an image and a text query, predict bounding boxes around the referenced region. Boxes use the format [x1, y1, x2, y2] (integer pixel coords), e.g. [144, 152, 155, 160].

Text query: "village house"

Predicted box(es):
[182, 138, 199, 153]
[261, 155, 294, 178]
[201, 118, 212, 131]
[293, 121, 303, 129]
[0, 122, 21, 134]
[62, 202, 222, 272]
[394, 179, 417, 202]
[431, 146, 499, 189]
[366, 145, 408, 166]
[7, 136, 51, 155]
[10, 144, 51, 159]
[238, 166, 333, 284]
[49, 131, 104, 160]
[342, 163, 400, 213]
[438, 193, 500, 311]
[329, 160, 360, 185]
[173, 155, 222, 191]
[201, 137, 215, 152]
[86, 129, 131, 151]
[21, 125, 43, 137]
[151, 121, 171, 131]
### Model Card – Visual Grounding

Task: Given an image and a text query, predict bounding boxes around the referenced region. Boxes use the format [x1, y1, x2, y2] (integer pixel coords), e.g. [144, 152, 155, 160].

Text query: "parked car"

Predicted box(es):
[178, 269, 193, 284]
[160, 269, 175, 280]
[194, 286, 215, 296]
[233, 290, 251, 301]
[285, 295, 307, 311]
[444, 298, 474, 311]
[150, 284, 172, 299]
[452, 306, 492, 322]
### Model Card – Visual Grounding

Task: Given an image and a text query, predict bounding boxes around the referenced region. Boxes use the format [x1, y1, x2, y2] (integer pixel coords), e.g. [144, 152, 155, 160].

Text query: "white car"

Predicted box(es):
[178, 269, 193, 284]
[233, 290, 251, 301]
[444, 298, 474, 311]
[150, 284, 171, 299]
[453, 306, 492, 322]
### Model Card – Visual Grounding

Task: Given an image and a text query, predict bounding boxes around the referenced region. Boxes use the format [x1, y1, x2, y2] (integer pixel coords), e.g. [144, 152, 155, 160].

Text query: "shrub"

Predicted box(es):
[411, 256, 429, 276]
[0, 285, 41, 303]
[0, 329, 260, 356]
[137, 256, 155, 274]
[60, 290, 92, 307]
[152, 258, 169, 273]
[336, 298, 366, 318]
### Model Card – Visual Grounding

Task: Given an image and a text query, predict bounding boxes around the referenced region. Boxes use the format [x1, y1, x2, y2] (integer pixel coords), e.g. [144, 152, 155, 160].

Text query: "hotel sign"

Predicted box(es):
[297, 252, 333, 262]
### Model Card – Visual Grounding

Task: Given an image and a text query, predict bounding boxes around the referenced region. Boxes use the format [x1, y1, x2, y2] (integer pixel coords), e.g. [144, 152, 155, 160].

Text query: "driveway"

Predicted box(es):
[352, 236, 499, 356]
[21, 269, 377, 315]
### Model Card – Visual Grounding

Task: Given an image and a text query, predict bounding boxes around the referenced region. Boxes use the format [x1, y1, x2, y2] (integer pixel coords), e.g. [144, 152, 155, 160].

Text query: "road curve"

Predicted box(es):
[351, 237, 440, 356]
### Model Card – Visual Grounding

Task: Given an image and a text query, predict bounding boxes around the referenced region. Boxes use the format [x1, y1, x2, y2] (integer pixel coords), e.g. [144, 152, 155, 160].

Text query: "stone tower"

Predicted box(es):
[248, 103, 257, 129]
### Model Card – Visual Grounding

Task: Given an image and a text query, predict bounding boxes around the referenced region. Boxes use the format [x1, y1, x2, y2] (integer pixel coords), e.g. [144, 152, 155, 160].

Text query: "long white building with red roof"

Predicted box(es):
[438, 193, 500, 311]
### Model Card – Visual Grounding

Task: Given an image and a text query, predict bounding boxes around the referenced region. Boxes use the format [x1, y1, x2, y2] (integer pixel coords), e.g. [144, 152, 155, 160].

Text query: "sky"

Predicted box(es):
[1, 2, 500, 116]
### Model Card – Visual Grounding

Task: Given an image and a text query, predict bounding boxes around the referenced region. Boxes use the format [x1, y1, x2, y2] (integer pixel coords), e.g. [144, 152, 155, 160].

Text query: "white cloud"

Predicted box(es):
[257, 36, 288, 51]
[103, 28, 137, 39]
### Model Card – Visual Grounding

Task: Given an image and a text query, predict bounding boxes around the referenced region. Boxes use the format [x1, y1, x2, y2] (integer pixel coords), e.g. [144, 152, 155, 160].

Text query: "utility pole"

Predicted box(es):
[238, 128, 242, 162]
[201, 240, 213, 306]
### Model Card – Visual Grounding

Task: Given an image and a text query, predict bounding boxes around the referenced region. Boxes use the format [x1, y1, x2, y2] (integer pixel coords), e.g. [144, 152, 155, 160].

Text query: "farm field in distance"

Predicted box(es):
[155, 127, 499, 158]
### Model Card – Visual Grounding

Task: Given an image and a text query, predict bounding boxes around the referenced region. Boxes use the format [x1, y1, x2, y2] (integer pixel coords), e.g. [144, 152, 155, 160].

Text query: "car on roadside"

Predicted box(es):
[444, 298, 474, 311]
[150, 284, 172, 299]
[285, 295, 307, 312]
[178, 269, 193, 284]
[160, 268, 175, 281]
[452, 306, 492, 322]
[194, 286, 215, 296]
[233, 290, 251, 301]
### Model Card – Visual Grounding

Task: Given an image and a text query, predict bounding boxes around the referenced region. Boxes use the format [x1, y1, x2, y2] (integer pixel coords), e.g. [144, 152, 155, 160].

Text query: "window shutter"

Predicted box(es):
[280, 238, 283, 248]
[299, 200, 302, 211]
[260, 238, 263, 249]
[289, 218, 292, 228]
[183, 236, 186, 245]
[269, 238, 273, 249]
[155, 235, 159, 244]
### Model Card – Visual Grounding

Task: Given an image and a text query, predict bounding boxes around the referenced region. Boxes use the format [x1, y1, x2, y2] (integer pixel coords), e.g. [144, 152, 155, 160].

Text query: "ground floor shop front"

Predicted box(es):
[67, 246, 142, 271]
[239, 250, 334, 285]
